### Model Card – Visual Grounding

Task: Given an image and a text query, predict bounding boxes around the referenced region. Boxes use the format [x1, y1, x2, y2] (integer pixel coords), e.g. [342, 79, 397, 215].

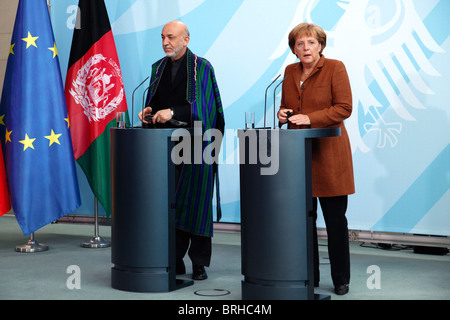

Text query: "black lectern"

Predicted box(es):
[110, 128, 193, 292]
[239, 128, 340, 300]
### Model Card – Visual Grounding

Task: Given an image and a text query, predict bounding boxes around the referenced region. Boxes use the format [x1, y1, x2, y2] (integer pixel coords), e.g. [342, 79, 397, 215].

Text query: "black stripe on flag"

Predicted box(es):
[67, 0, 112, 69]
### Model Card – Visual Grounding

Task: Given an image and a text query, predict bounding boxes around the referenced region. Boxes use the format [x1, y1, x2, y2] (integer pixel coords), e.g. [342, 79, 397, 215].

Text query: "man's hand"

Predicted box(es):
[151, 108, 173, 124]
[138, 107, 153, 124]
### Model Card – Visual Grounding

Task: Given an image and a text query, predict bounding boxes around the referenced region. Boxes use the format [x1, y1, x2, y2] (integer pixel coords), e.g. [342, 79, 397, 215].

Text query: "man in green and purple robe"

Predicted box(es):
[139, 21, 225, 280]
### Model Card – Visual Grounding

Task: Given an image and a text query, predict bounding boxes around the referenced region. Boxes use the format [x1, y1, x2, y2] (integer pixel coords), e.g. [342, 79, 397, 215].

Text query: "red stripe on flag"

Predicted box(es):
[65, 30, 127, 159]
[0, 143, 11, 216]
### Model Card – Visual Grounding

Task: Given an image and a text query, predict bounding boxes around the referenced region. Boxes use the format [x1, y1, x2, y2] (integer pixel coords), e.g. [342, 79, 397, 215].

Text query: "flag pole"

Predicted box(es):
[15, 232, 49, 253]
[81, 197, 111, 248]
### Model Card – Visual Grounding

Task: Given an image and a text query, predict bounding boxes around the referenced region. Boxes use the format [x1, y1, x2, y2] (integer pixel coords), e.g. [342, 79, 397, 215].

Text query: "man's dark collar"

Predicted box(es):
[170, 49, 188, 65]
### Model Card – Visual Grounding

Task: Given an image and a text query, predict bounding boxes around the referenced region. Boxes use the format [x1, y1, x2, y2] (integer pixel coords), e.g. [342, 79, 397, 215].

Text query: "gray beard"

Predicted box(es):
[165, 46, 183, 58]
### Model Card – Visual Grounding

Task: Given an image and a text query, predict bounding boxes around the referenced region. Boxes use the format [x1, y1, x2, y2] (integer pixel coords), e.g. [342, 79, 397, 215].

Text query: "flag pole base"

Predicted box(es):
[80, 197, 111, 248]
[15, 239, 49, 253]
[81, 236, 111, 248]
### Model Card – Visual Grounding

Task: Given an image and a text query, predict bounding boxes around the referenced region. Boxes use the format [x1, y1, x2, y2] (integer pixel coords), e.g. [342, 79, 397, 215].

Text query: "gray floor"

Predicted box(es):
[0, 215, 449, 301]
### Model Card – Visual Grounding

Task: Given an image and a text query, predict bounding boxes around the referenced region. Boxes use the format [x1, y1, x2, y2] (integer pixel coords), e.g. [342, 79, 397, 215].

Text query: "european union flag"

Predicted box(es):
[0, 0, 80, 235]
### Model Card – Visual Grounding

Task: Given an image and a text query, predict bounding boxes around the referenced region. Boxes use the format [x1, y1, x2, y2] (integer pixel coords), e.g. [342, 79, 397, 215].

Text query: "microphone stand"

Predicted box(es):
[142, 86, 151, 128]
[141, 77, 160, 128]
[273, 76, 288, 129]
[264, 75, 281, 129]
[131, 76, 149, 128]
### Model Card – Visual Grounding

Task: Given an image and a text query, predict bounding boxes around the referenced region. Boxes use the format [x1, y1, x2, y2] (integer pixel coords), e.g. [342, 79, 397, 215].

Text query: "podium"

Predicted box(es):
[239, 128, 340, 300]
[110, 128, 193, 292]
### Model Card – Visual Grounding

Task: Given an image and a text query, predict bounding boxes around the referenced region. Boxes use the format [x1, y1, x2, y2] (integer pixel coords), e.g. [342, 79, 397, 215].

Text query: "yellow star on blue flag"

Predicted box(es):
[45, 129, 62, 146]
[48, 43, 58, 58]
[19, 133, 36, 151]
[22, 31, 38, 49]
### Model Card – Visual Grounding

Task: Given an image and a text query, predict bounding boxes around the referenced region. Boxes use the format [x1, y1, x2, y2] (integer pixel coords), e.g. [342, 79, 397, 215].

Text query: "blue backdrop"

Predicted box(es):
[50, 0, 450, 236]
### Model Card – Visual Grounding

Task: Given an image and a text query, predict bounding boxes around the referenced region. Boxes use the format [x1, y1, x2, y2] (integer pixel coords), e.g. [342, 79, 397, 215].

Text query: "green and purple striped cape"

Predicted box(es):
[147, 49, 225, 237]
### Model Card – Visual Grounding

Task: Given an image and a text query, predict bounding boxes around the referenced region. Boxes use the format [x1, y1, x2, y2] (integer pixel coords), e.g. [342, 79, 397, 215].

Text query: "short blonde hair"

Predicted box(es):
[288, 23, 327, 54]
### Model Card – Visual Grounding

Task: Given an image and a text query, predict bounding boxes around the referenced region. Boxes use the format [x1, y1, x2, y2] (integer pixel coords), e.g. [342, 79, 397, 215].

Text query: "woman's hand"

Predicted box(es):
[277, 108, 293, 124]
[288, 113, 311, 126]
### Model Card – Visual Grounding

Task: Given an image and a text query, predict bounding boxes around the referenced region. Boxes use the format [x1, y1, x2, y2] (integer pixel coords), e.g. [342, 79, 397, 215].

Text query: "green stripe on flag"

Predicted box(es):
[76, 121, 114, 217]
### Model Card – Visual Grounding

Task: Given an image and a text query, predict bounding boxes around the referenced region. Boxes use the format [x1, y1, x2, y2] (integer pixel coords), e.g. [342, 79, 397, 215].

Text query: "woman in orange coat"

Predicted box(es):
[278, 23, 355, 295]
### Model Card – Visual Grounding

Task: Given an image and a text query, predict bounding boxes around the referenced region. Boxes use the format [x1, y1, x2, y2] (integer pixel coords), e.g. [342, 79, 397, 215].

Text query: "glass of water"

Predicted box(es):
[245, 111, 255, 130]
[116, 112, 125, 128]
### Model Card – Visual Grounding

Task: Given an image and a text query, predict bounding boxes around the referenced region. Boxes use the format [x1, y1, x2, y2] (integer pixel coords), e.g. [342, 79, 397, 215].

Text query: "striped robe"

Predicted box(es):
[146, 49, 225, 237]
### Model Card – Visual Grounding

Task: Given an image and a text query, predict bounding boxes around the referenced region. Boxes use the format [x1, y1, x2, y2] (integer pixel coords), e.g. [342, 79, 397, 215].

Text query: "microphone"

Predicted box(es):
[264, 75, 281, 129]
[273, 76, 288, 129]
[131, 76, 149, 128]
[141, 77, 160, 128]
[142, 86, 151, 128]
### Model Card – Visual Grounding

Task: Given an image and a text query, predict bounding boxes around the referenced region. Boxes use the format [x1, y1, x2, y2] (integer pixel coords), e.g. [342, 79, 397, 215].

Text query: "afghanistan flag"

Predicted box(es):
[0, 0, 80, 235]
[0, 143, 10, 216]
[65, 0, 128, 217]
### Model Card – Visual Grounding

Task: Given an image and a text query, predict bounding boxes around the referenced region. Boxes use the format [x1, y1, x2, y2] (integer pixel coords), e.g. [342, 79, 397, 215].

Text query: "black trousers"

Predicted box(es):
[176, 228, 212, 267]
[174, 164, 212, 267]
[311, 196, 350, 287]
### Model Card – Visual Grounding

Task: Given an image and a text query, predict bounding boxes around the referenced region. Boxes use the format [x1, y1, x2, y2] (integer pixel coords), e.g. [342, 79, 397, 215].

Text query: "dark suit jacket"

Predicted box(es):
[147, 53, 191, 125]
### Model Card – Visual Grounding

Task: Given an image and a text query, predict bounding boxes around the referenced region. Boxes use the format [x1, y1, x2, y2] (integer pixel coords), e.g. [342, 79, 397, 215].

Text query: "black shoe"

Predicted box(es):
[334, 284, 349, 295]
[192, 265, 208, 280]
[176, 260, 186, 275]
